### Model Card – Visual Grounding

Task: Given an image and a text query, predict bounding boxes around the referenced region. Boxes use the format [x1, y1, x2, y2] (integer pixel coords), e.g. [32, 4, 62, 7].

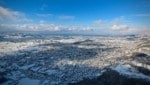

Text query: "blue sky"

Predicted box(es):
[0, 0, 150, 34]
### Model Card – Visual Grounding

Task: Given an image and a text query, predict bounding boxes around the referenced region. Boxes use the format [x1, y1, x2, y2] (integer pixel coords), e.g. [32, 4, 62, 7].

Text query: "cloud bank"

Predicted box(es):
[0, 23, 92, 32]
[111, 24, 129, 31]
[0, 6, 148, 35]
[93, 17, 130, 31]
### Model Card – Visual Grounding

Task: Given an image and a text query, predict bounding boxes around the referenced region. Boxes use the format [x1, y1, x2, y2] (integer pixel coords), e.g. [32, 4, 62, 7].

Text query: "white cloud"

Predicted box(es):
[58, 15, 75, 20]
[111, 16, 125, 24]
[36, 13, 53, 17]
[25, 23, 60, 31]
[0, 23, 61, 32]
[62, 26, 92, 31]
[92, 19, 110, 31]
[0, 23, 94, 32]
[93, 16, 130, 31]
[0, 6, 31, 23]
[0, 7, 23, 21]
[93, 19, 106, 26]
[111, 24, 129, 31]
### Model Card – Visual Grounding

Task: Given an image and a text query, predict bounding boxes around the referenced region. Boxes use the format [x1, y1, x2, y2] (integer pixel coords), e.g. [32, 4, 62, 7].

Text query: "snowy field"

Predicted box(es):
[0, 32, 150, 85]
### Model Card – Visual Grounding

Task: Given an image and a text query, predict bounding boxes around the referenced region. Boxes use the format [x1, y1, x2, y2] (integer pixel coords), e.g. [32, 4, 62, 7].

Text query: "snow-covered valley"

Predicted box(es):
[0, 33, 150, 85]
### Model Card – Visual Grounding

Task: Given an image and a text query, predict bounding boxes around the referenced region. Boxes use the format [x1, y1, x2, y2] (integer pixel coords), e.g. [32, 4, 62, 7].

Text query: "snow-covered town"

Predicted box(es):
[0, 32, 149, 85]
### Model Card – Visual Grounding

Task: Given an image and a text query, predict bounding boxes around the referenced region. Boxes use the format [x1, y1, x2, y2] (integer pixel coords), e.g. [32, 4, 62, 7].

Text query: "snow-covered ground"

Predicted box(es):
[0, 33, 149, 85]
